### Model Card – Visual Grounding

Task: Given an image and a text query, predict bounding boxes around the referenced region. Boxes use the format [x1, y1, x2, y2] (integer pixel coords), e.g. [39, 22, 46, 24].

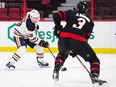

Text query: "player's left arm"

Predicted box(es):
[53, 11, 67, 37]
[53, 11, 67, 26]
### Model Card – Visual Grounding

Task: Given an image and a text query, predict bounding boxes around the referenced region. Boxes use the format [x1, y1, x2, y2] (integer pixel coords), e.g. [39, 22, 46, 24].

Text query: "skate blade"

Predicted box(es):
[93, 83, 109, 87]
[54, 78, 59, 84]
[4, 67, 15, 71]
[53, 73, 59, 83]
[39, 65, 50, 68]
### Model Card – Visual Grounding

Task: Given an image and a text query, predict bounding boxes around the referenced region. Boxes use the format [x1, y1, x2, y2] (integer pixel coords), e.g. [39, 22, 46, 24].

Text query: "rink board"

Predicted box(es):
[0, 21, 116, 53]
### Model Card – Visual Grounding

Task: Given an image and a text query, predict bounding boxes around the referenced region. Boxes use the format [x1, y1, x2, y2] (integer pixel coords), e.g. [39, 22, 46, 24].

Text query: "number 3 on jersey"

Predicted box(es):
[73, 18, 86, 29]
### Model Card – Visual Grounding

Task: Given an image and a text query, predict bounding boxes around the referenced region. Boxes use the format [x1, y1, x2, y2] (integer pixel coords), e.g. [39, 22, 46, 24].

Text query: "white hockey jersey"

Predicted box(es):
[13, 17, 40, 45]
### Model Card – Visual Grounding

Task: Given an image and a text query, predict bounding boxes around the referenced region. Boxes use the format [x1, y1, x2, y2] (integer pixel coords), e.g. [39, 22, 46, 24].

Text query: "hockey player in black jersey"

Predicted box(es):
[52, 1, 107, 85]
[5, 9, 49, 70]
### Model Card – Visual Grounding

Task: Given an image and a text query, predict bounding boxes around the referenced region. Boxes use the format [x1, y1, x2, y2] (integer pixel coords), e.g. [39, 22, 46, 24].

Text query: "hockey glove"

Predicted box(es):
[39, 40, 49, 48]
[70, 51, 77, 58]
[54, 25, 63, 37]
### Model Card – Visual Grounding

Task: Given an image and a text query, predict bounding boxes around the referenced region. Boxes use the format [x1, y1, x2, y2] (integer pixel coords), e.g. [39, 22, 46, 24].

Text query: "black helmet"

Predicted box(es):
[77, 1, 87, 14]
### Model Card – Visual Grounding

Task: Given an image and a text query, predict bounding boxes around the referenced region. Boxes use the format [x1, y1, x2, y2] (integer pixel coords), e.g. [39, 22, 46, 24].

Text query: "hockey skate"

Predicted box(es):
[91, 73, 108, 87]
[52, 70, 59, 83]
[5, 62, 15, 70]
[52, 63, 62, 83]
[36, 57, 49, 68]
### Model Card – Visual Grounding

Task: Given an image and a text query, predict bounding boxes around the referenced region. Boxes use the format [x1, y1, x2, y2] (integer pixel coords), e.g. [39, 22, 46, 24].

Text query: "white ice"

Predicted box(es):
[0, 52, 116, 87]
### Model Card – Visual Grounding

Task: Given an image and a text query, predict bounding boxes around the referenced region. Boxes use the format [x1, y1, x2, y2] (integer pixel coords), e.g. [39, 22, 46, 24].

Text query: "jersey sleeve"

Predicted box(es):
[85, 20, 94, 40]
[53, 11, 67, 27]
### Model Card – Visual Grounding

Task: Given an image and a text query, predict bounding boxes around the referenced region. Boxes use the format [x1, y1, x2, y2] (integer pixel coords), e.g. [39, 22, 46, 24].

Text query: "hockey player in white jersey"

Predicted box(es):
[6, 9, 49, 70]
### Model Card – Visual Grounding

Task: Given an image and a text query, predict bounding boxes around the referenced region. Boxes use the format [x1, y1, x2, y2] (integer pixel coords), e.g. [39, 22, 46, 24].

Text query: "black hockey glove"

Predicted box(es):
[39, 40, 49, 48]
[70, 51, 77, 58]
[54, 25, 63, 37]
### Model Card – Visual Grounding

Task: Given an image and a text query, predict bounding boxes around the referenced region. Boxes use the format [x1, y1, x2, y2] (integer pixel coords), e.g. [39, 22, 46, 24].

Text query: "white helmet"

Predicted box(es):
[30, 9, 40, 18]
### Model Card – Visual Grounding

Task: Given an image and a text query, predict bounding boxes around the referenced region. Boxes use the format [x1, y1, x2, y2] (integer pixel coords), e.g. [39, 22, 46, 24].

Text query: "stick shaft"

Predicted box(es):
[76, 56, 94, 84]
[37, 31, 56, 58]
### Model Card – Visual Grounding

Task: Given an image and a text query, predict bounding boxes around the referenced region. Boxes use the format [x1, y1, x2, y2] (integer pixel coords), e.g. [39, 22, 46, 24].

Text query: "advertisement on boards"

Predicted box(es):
[0, 21, 116, 53]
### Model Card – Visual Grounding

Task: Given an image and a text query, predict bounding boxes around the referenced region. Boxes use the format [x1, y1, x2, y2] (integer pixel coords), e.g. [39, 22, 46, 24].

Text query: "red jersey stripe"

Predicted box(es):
[62, 11, 66, 20]
[60, 32, 87, 42]
[56, 12, 63, 19]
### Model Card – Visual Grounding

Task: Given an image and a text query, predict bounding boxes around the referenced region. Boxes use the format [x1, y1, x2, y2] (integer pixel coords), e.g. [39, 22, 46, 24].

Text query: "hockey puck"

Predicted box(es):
[61, 67, 67, 71]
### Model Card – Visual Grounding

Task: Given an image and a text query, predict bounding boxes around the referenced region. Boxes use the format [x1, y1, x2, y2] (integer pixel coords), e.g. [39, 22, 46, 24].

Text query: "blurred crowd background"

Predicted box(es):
[0, 0, 116, 20]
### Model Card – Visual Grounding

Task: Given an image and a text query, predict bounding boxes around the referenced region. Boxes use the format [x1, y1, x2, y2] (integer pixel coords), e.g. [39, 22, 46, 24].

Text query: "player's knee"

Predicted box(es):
[89, 57, 100, 64]
[17, 46, 26, 56]
[57, 53, 68, 60]
[35, 45, 44, 53]
[83, 54, 100, 64]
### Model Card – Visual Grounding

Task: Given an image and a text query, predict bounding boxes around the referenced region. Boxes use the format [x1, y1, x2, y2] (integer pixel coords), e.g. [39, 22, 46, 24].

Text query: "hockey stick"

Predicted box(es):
[76, 56, 94, 84]
[37, 31, 67, 71]
[47, 47, 67, 71]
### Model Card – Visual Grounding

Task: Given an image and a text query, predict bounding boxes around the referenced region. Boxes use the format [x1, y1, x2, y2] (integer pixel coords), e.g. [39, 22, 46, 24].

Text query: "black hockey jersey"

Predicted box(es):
[53, 10, 94, 42]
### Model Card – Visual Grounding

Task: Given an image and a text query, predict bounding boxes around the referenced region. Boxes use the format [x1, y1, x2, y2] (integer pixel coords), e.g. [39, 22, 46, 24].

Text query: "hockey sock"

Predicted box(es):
[54, 54, 66, 71]
[9, 53, 21, 65]
[90, 59, 100, 76]
[36, 53, 44, 62]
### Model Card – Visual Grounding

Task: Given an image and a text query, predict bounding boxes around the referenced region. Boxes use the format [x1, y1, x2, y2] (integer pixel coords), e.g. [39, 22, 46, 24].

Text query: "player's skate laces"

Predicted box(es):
[91, 73, 107, 86]
[5, 62, 15, 70]
[52, 63, 62, 83]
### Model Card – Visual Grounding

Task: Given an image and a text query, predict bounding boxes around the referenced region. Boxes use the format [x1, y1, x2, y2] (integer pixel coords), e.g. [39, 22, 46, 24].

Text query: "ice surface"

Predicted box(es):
[0, 52, 116, 87]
